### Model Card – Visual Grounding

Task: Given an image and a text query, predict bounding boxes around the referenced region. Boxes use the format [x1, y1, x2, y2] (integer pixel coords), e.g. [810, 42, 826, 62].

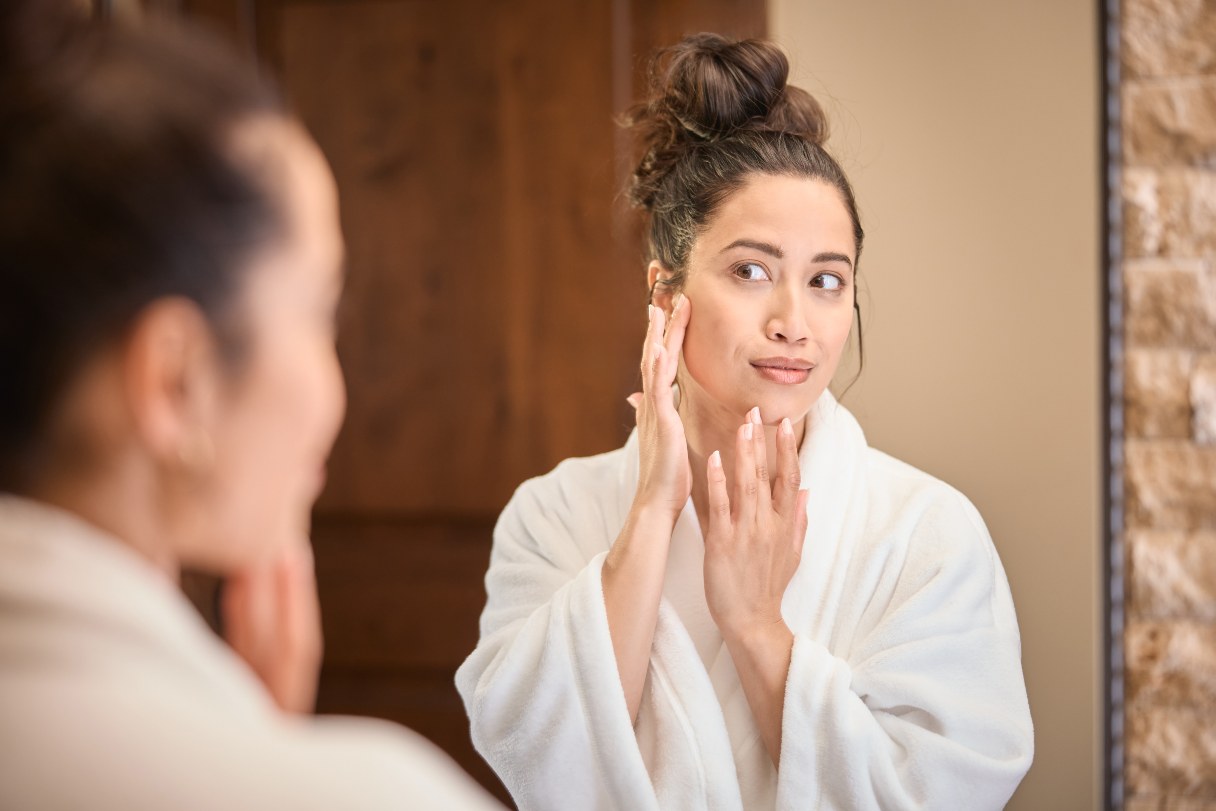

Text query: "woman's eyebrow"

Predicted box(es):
[812, 251, 853, 268]
[719, 240, 853, 270]
[720, 238, 783, 258]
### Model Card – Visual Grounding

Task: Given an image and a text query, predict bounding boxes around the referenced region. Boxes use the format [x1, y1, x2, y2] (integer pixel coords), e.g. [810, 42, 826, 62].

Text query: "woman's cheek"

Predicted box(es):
[817, 309, 854, 379]
[678, 311, 717, 384]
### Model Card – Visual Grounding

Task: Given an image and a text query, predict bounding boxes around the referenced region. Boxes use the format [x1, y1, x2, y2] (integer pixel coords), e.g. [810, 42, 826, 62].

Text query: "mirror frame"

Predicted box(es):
[1101, 0, 1124, 808]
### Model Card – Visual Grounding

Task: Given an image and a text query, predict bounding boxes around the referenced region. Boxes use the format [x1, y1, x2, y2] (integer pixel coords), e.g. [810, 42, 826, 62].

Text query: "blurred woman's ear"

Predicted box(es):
[122, 297, 223, 474]
[646, 260, 677, 316]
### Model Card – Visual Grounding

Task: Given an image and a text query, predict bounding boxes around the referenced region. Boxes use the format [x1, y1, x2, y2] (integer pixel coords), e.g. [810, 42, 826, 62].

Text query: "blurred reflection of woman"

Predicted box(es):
[0, 5, 498, 809]
[458, 34, 1033, 810]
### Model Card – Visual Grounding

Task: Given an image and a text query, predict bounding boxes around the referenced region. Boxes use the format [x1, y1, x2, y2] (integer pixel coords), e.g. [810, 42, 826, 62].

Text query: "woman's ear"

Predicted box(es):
[122, 297, 222, 470]
[646, 260, 677, 316]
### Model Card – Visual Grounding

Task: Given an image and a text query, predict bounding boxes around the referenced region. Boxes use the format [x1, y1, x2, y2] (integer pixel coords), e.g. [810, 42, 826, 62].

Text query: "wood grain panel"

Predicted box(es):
[311, 517, 493, 671]
[279, 1, 518, 514]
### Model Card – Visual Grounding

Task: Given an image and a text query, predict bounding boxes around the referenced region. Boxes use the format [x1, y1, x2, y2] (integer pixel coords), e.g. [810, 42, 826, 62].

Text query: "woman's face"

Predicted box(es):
[187, 121, 346, 570]
[673, 173, 857, 428]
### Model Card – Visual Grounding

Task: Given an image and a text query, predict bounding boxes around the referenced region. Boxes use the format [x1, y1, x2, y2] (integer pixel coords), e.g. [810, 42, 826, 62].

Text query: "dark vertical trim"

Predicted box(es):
[95, 0, 113, 21]
[238, 0, 258, 63]
[1101, 0, 1124, 807]
[609, 0, 637, 258]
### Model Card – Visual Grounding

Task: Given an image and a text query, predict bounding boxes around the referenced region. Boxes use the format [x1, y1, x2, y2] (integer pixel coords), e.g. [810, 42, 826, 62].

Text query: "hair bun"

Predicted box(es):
[626, 33, 828, 210]
[660, 33, 827, 145]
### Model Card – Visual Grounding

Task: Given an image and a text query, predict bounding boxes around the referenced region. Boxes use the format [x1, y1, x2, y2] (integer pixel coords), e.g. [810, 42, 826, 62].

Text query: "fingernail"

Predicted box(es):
[750, 407, 762, 425]
[744, 423, 753, 440]
[709, 450, 721, 468]
[673, 293, 685, 313]
[780, 417, 793, 436]
[647, 304, 654, 321]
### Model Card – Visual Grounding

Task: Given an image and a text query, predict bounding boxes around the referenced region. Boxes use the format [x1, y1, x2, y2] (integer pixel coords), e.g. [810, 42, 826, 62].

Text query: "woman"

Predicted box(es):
[0, 6, 498, 809]
[457, 34, 1033, 810]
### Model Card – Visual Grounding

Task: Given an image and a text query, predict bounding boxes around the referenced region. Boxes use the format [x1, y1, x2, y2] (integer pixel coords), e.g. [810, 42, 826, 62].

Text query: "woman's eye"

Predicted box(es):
[811, 273, 843, 291]
[733, 262, 770, 281]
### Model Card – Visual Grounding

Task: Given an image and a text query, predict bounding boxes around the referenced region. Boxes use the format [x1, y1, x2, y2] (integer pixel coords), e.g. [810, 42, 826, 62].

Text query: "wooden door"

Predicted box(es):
[177, 0, 765, 801]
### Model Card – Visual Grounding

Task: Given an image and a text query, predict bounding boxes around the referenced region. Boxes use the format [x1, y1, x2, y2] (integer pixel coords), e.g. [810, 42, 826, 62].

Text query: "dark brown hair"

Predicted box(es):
[627, 34, 863, 281]
[0, 4, 287, 490]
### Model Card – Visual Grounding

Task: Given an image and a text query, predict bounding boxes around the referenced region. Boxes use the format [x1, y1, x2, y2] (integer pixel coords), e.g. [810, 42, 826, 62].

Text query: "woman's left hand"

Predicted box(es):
[703, 408, 809, 642]
[222, 539, 323, 715]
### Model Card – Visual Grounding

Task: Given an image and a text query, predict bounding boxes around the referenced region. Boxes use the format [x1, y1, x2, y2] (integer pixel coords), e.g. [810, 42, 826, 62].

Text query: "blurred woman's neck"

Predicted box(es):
[29, 462, 182, 578]
[15, 350, 187, 578]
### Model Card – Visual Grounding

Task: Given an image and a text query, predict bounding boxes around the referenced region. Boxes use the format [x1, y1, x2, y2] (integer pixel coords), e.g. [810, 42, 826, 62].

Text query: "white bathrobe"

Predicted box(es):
[0, 495, 500, 811]
[457, 393, 1033, 810]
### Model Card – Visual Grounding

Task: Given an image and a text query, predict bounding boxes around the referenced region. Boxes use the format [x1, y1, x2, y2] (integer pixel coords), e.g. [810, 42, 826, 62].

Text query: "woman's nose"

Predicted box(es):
[765, 286, 809, 343]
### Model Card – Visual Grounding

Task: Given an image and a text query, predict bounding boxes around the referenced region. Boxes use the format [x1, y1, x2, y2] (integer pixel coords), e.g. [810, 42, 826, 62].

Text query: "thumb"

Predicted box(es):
[626, 392, 642, 411]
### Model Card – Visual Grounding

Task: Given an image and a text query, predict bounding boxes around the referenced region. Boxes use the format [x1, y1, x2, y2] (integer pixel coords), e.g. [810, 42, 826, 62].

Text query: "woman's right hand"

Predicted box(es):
[223, 540, 323, 716]
[628, 295, 693, 523]
[606, 295, 692, 722]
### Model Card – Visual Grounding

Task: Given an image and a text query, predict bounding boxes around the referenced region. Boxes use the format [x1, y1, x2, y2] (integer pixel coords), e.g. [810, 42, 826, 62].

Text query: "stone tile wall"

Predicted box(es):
[1122, 0, 1216, 806]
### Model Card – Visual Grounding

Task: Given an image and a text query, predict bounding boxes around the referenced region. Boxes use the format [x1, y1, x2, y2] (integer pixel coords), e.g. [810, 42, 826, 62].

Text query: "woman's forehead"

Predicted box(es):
[696, 175, 856, 261]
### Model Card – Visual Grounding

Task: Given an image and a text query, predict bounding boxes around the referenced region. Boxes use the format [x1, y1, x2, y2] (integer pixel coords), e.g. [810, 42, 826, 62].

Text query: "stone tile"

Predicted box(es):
[1193, 354, 1216, 443]
[1126, 441, 1216, 529]
[1123, 169, 1216, 259]
[1125, 78, 1216, 168]
[1126, 169, 1165, 257]
[1126, 620, 1216, 705]
[1125, 261, 1216, 350]
[1127, 799, 1216, 811]
[1126, 704, 1216, 796]
[1127, 349, 1196, 438]
[1123, 0, 1216, 78]
[1129, 530, 1216, 620]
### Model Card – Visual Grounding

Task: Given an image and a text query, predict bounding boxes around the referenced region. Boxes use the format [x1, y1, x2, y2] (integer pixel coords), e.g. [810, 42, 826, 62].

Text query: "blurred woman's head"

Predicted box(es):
[626, 34, 864, 429]
[0, 6, 345, 571]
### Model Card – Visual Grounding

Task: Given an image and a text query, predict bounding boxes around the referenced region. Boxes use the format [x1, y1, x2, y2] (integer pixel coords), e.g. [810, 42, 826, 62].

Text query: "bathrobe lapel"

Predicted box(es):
[781, 392, 871, 651]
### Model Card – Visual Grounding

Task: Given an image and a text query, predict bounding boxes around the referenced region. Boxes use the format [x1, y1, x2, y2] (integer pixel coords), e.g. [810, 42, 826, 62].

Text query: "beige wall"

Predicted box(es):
[770, 2, 1102, 809]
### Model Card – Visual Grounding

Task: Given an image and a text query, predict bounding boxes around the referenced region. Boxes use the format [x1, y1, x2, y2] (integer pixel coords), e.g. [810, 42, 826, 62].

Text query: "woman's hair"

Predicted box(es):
[0, 3, 287, 490]
[625, 32, 864, 288]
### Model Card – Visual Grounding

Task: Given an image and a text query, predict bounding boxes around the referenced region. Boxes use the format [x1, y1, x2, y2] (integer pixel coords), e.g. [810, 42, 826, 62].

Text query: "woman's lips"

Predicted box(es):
[750, 357, 814, 385]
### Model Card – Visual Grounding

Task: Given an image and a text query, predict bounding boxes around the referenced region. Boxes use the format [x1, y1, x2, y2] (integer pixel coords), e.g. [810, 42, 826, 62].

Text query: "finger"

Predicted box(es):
[661, 293, 690, 381]
[733, 419, 758, 528]
[221, 572, 250, 654]
[647, 342, 666, 405]
[705, 450, 731, 543]
[772, 416, 801, 514]
[625, 392, 642, 411]
[275, 543, 322, 713]
[278, 543, 322, 666]
[224, 565, 274, 676]
[749, 407, 772, 511]
[639, 305, 657, 387]
[793, 489, 810, 557]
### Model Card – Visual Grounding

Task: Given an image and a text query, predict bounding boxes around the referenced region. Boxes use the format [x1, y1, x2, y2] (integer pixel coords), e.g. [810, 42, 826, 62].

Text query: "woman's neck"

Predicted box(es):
[29, 466, 182, 579]
[676, 385, 808, 537]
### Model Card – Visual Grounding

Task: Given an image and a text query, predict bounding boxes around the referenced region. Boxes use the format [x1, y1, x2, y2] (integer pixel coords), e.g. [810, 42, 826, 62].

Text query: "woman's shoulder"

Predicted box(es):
[861, 447, 993, 555]
[493, 438, 635, 560]
[511, 440, 632, 509]
[857, 447, 1019, 634]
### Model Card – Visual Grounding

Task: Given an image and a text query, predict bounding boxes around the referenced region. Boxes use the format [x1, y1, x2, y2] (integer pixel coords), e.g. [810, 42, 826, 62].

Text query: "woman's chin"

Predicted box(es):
[739, 385, 825, 425]
[680, 369, 826, 428]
